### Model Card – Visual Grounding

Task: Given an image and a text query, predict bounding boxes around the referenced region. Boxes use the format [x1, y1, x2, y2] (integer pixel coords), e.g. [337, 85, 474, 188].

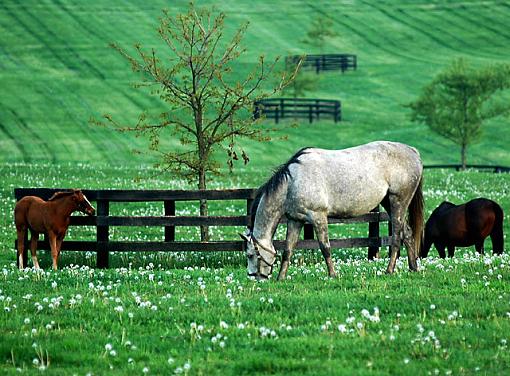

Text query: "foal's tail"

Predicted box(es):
[408, 177, 424, 255]
[491, 201, 504, 255]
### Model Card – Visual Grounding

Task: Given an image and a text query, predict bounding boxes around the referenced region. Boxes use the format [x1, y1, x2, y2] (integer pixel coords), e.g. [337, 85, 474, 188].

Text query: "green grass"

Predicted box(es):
[1, 164, 510, 374]
[1, 0, 510, 169]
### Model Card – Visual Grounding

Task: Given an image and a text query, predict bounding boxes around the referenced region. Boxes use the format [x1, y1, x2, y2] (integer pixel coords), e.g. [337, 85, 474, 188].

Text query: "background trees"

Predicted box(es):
[408, 58, 510, 169]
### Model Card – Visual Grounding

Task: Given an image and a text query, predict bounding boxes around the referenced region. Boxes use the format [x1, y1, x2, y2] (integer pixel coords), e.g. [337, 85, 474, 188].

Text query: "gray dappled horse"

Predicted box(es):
[240, 141, 424, 280]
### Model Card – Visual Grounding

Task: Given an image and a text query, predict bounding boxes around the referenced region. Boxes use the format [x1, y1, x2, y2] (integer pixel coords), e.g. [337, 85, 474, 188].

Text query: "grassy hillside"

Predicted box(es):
[1, 0, 509, 171]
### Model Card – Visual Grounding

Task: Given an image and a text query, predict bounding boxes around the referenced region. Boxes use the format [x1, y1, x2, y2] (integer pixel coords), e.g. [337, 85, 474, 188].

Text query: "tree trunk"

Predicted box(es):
[461, 143, 467, 170]
[198, 163, 209, 242]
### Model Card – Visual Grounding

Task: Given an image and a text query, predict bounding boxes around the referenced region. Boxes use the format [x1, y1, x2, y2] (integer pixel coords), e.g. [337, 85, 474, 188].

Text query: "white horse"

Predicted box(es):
[240, 141, 424, 279]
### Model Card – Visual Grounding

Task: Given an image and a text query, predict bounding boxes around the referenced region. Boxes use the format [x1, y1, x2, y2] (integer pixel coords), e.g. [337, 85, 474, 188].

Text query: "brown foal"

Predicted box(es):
[14, 190, 95, 270]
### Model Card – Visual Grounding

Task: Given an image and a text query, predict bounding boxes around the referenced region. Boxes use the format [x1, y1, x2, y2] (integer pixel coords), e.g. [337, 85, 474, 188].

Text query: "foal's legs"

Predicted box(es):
[29, 230, 40, 269]
[313, 214, 337, 278]
[48, 232, 59, 270]
[16, 226, 27, 269]
[277, 219, 303, 280]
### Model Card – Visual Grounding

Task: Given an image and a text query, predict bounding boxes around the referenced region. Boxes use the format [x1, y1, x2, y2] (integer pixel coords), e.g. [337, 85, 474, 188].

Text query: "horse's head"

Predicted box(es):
[239, 229, 276, 280]
[72, 190, 95, 216]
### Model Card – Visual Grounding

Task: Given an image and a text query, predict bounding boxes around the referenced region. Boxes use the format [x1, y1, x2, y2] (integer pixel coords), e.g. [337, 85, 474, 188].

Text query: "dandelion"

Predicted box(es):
[143, 366, 149, 374]
[105, 343, 113, 351]
[168, 357, 175, 365]
[338, 324, 347, 333]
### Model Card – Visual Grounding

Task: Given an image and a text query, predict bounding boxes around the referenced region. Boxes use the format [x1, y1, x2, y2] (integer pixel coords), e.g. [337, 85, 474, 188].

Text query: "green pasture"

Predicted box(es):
[1, 0, 510, 168]
[0, 165, 510, 374]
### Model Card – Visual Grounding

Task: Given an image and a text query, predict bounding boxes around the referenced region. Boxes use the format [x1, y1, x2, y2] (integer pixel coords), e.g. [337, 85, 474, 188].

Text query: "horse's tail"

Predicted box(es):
[491, 201, 504, 255]
[408, 176, 424, 256]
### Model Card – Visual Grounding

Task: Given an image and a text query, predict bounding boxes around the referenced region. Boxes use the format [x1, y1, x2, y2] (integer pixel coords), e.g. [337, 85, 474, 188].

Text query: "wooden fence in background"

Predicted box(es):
[286, 54, 357, 73]
[253, 98, 341, 123]
[424, 164, 510, 173]
[14, 188, 391, 269]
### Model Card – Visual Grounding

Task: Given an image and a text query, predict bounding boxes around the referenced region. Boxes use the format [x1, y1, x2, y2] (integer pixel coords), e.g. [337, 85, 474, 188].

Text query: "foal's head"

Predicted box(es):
[71, 190, 95, 215]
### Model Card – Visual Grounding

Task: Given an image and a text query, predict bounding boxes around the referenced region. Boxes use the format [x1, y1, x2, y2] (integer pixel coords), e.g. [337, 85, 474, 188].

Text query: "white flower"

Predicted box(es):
[143, 367, 149, 373]
[220, 321, 229, 329]
[51, 281, 57, 289]
[167, 357, 175, 365]
[105, 343, 113, 351]
[24, 318, 30, 325]
[338, 324, 347, 333]
[430, 304, 436, 310]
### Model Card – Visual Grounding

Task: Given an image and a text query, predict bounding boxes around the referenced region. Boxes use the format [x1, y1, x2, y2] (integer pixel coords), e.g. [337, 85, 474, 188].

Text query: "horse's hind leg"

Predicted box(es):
[29, 231, 40, 269]
[312, 214, 337, 278]
[278, 219, 303, 281]
[16, 227, 27, 269]
[475, 241, 485, 255]
[490, 219, 504, 255]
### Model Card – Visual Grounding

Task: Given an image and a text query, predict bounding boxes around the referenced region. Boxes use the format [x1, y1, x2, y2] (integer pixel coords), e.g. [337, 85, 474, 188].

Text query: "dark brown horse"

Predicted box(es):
[14, 190, 95, 270]
[420, 198, 504, 258]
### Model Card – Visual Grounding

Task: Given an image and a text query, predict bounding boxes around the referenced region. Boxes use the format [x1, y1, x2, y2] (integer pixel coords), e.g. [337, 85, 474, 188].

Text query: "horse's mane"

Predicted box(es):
[248, 147, 311, 230]
[48, 191, 75, 201]
[262, 147, 311, 196]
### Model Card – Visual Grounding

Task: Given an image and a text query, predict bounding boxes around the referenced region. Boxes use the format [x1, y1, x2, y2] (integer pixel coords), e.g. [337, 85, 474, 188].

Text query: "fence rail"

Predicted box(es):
[14, 188, 390, 268]
[424, 164, 510, 173]
[253, 97, 341, 123]
[286, 54, 357, 73]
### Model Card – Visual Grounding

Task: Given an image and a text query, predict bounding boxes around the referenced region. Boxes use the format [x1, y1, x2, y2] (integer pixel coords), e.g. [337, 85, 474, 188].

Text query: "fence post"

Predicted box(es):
[164, 200, 176, 242]
[387, 220, 393, 257]
[246, 198, 254, 229]
[304, 223, 314, 240]
[96, 199, 109, 269]
[368, 206, 380, 260]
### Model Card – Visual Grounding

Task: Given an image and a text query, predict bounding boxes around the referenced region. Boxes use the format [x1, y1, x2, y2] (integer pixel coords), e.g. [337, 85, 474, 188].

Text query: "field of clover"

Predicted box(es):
[0, 163, 509, 374]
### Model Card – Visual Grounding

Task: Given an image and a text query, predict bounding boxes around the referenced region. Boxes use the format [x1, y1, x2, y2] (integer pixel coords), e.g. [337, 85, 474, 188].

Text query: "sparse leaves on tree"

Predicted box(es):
[94, 3, 300, 240]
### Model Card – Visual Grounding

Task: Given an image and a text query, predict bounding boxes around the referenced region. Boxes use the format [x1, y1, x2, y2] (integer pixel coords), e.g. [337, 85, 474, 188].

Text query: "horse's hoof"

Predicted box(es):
[385, 268, 394, 274]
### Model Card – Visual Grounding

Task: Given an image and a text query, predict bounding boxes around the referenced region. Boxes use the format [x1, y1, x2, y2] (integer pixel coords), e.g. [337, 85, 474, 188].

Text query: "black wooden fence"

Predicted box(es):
[14, 188, 391, 269]
[253, 98, 341, 123]
[286, 54, 357, 73]
[424, 164, 510, 173]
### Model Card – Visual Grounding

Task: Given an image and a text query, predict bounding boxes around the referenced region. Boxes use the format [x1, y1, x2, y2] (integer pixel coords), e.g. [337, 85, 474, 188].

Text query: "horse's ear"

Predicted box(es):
[239, 232, 251, 242]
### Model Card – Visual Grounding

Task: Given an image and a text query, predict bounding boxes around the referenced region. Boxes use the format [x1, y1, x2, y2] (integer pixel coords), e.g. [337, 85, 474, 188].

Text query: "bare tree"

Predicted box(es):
[96, 3, 299, 240]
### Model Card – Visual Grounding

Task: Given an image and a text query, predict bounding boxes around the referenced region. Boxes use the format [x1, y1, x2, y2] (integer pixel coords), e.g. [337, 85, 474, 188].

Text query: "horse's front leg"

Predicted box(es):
[313, 214, 337, 278]
[48, 232, 59, 270]
[436, 243, 446, 258]
[447, 246, 455, 258]
[475, 241, 485, 255]
[278, 219, 303, 281]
